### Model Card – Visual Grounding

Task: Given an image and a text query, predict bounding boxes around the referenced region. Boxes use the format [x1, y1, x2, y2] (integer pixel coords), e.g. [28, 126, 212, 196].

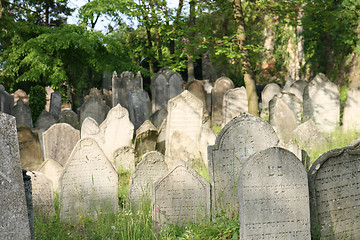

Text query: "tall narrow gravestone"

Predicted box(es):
[0, 112, 31, 239]
[0, 85, 14, 115]
[153, 161, 210, 227]
[238, 147, 311, 239]
[208, 112, 278, 218]
[112, 71, 142, 109]
[12, 99, 33, 128]
[222, 87, 248, 127]
[59, 138, 118, 222]
[303, 73, 340, 132]
[80, 95, 110, 126]
[211, 77, 234, 126]
[127, 87, 151, 131]
[49, 91, 62, 121]
[165, 90, 203, 167]
[308, 147, 360, 239]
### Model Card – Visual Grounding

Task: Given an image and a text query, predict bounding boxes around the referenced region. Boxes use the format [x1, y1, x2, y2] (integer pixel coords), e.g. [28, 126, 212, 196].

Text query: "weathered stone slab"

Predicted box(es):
[208, 112, 278, 217]
[112, 146, 136, 171]
[60, 109, 79, 129]
[38, 158, 63, 192]
[343, 87, 360, 131]
[12, 99, 33, 128]
[43, 123, 80, 166]
[308, 147, 360, 239]
[0, 85, 14, 115]
[150, 108, 168, 129]
[222, 87, 248, 127]
[303, 73, 340, 132]
[134, 120, 158, 158]
[34, 109, 57, 130]
[203, 80, 213, 114]
[59, 138, 118, 222]
[156, 119, 166, 155]
[211, 77, 234, 126]
[17, 126, 43, 170]
[128, 151, 168, 210]
[112, 71, 142, 108]
[153, 161, 210, 227]
[102, 71, 112, 90]
[288, 80, 308, 102]
[26, 171, 55, 216]
[165, 90, 203, 167]
[186, 80, 207, 114]
[127, 87, 151, 130]
[0, 112, 31, 239]
[80, 95, 110, 126]
[13, 89, 29, 106]
[49, 91, 62, 121]
[200, 120, 216, 166]
[260, 83, 281, 119]
[239, 147, 310, 239]
[293, 119, 325, 153]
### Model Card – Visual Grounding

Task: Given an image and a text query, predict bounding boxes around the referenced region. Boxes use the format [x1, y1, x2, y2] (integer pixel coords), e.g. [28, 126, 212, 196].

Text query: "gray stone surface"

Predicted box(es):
[127, 87, 151, 131]
[150, 108, 168, 129]
[59, 137, 118, 222]
[222, 87, 248, 127]
[80, 95, 110, 126]
[12, 99, 33, 128]
[239, 147, 310, 239]
[134, 120, 158, 158]
[186, 80, 207, 114]
[153, 161, 210, 227]
[156, 119, 166, 155]
[308, 147, 360, 239]
[343, 87, 360, 131]
[211, 77, 234, 126]
[43, 123, 80, 166]
[26, 171, 55, 216]
[165, 90, 203, 167]
[60, 109, 79, 129]
[49, 91, 62, 121]
[102, 71, 112, 90]
[303, 73, 340, 132]
[260, 83, 281, 119]
[200, 120, 216, 166]
[34, 109, 58, 130]
[208, 112, 278, 218]
[0, 85, 14, 115]
[128, 151, 168, 210]
[112, 146, 136, 171]
[38, 158, 63, 192]
[0, 112, 31, 239]
[112, 71, 142, 109]
[288, 80, 308, 102]
[17, 126, 43, 170]
[293, 119, 325, 153]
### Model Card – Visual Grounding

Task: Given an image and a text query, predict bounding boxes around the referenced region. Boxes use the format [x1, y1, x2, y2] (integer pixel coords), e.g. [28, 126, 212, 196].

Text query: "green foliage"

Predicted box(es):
[28, 85, 46, 123]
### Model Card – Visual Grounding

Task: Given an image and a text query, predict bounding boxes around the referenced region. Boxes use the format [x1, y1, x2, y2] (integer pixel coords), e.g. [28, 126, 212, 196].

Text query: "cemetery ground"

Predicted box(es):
[33, 127, 359, 240]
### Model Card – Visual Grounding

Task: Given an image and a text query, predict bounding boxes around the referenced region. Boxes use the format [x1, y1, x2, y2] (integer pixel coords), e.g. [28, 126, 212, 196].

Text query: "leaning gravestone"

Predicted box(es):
[303, 73, 340, 132]
[34, 109, 57, 130]
[165, 90, 203, 167]
[0, 112, 31, 239]
[238, 147, 311, 239]
[211, 77, 234, 126]
[308, 147, 360, 239]
[150, 108, 168, 129]
[153, 161, 210, 227]
[43, 123, 80, 166]
[208, 112, 278, 218]
[49, 91, 62, 121]
[17, 126, 43, 170]
[128, 151, 168, 210]
[112, 71, 142, 109]
[342, 87, 360, 131]
[80, 95, 110, 126]
[134, 120, 158, 158]
[26, 171, 55, 216]
[127, 87, 151, 131]
[38, 158, 63, 192]
[260, 83, 281, 118]
[222, 87, 248, 127]
[59, 137, 118, 222]
[156, 119, 167, 155]
[81, 117, 104, 150]
[12, 99, 33, 128]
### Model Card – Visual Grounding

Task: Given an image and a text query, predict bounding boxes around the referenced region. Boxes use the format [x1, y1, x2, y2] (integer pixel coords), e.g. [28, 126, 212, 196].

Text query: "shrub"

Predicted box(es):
[29, 86, 46, 123]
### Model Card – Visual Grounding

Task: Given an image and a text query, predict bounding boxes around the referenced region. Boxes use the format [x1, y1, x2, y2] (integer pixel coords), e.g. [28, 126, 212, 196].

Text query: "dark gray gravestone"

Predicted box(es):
[211, 76, 234, 126]
[80, 95, 110, 126]
[112, 71, 142, 109]
[127, 87, 151, 131]
[308, 147, 360, 239]
[49, 91, 62, 121]
[150, 108, 168, 129]
[0, 112, 31, 239]
[60, 109, 79, 129]
[238, 147, 310, 239]
[0, 85, 14, 115]
[35, 110, 58, 131]
[102, 71, 112, 90]
[12, 99, 33, 128]
[208, 112, 278, 218]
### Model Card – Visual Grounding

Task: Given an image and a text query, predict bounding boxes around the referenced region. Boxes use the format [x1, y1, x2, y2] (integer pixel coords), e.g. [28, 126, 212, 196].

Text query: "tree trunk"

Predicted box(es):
[187, 0, 195, 81]
[232, 0, 259, 116]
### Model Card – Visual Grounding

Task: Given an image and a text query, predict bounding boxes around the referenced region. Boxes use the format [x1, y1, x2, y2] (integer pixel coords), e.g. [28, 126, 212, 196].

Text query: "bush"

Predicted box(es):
[29, 85, 46, 123]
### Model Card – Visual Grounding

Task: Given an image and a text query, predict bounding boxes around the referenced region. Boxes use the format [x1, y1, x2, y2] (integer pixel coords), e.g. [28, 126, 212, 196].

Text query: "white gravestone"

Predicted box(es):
[342, 87, 360, 131]
[59, 137, 118, 222]
[38, 158, 63, 192]
[222, 87, 248, 127]
[260, 83, 281, 119]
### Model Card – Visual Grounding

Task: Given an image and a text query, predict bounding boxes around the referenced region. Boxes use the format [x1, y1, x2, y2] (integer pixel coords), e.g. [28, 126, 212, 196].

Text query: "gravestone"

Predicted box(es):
[269, 92, 301, 142]
[208, 112, 278, 217]
[102, 71, 112, 90]
[303, 73, 340, 132]
[49, 91, 62, 121]
[0, 85, 14, 115]
[80, 95, 110, 126]
[293, 119, 325, 153]
[13, 89, 29, 106]
[38, 158, 63, 192]
[26, 171, 55, 216]
[211, 77, 234, 126]
[45, 86, 54, 112]
[308, 147, 360, 239]
[165, 90, 203, 167]
[134, 120, 158, 157]
[17, 126, 43, 170]
[260, 83, 281, 119]
[12, 99, 33, 128]
[59, 137, 118, 222]
[112, 146, 136, 171]
[43, 123, 80, 166]
[156, 119, 167, 155]
[203, 80, 213, 113]
[112, 71, 142, 108]
[222, 87, 248, 127]
[150, 108, 168, 129]
[342, 87, 360, 131]
[153, 161, 210, 227]
[0, 112, 31, 239]
[34, 110, 57, 130]
[200, 120, 216, 166]
[100, 104, 134, 161]
[128, 151, 168, 210]
[127, 87, 151, 130]
[60, 109, 79, 129]
[288, 80, 308, 102]
[186, 80, 207, 114]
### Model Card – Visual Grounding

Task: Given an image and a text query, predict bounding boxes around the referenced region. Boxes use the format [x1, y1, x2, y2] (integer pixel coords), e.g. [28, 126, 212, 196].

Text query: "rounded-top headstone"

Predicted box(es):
[211, 76, 234, 126]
